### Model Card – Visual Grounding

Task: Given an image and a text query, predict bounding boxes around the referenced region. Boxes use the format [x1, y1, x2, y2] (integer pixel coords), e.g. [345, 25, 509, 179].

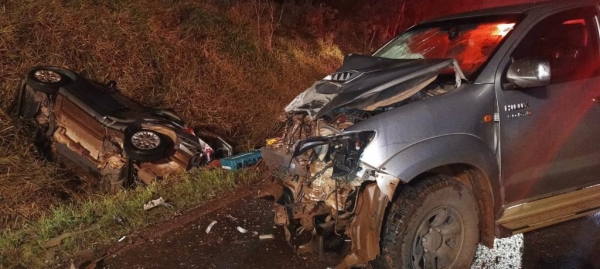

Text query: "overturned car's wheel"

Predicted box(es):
[373, 175, 479, 269]
[26, 67, 71, 94]
[124, 129, 169, 162]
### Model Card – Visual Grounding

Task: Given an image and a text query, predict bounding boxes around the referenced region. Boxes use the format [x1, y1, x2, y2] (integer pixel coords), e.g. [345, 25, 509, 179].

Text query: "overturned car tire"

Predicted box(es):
[124, 129, 169, 162]
[373, 175, 479, 269]
[26, 67, 71, 94]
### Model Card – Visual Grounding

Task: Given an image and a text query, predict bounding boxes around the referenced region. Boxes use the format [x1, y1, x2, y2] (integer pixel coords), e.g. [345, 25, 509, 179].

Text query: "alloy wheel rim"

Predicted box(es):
[34, 70, 62, 83]
[412, 206, 464, 269]
[131, 131, 161, 150]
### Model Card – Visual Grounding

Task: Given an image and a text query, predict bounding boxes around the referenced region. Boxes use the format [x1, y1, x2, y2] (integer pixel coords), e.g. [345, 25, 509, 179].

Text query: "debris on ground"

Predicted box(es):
[118, 236, 127, 242]
[220, 150, 262, 171]
[44, 225, 100, 248]
[265, 138, 280, 147]
[206, 160, 222, 169]
[206, 221, 218, 234]
[113, 215, 128, 226]
[236, 226, 248, 233]
[143, 197, 174, 211]
[259, 234, 274, 240]
[225, 214, 238, 221]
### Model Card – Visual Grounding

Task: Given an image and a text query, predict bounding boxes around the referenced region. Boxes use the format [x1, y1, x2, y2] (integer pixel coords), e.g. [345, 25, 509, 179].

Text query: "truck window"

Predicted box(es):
[374, 18, 519, 78]
[511, 7, 600, 83]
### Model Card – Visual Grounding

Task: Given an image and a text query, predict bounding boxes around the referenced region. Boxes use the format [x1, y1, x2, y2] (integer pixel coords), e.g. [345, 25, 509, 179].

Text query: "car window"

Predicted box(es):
[511, 7, 600, 83]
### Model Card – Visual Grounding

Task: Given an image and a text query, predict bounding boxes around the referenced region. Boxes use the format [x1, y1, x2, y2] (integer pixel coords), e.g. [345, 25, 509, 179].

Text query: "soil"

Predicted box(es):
[104, 191, 345, 269]
[99, 188, 600, 269]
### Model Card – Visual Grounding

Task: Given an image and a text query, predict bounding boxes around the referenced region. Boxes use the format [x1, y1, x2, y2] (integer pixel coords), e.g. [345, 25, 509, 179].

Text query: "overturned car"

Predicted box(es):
[13, 66, 231, 192]
[262, 1, 600, 268]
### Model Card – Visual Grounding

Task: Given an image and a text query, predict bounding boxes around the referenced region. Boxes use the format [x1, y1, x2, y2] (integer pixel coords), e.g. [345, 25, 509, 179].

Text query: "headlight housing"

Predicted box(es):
[292, 130, 376, 179]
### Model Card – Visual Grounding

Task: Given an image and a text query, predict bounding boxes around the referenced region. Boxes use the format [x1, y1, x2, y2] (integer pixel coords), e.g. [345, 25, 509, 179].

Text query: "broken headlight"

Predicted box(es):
[330, 131, 375, 179]
[291, 131, 376, 180]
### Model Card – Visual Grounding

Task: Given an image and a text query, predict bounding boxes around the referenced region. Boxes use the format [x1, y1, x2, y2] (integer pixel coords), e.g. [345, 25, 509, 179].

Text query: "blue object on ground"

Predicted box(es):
[220, 150, 262, 171]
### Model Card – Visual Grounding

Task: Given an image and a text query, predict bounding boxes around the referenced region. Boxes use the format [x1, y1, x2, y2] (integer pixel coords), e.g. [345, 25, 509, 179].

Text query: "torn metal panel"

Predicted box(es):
[262, 130, 401, 268]
[285, 55, 464, 120]
[336, 183, 389, 269]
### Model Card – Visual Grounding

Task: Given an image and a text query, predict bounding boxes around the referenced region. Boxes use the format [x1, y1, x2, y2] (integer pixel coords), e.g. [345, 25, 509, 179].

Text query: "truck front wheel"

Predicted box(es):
[374, 175, 479, 269]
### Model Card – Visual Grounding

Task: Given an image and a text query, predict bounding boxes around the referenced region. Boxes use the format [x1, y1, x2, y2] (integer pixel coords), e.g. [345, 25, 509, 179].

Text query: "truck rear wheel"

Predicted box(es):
[373, 175, 479, 269]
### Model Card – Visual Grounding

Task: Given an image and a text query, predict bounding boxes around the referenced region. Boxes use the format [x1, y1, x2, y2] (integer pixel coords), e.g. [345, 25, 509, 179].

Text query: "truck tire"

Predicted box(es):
[26, 67, 71, 94]
[373, 175, 479, 269]
[124, 129, 169, 162]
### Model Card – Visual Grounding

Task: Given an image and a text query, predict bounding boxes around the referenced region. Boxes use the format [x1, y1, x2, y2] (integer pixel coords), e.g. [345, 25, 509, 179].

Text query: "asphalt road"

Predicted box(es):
[103, 191, 600, 269]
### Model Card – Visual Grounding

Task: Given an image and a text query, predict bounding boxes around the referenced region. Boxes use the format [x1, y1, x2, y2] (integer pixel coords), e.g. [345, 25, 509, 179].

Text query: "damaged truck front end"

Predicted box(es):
[270, 132, 400, 267]
[261, 56, 466, 268]
[261, 16, 520, 267]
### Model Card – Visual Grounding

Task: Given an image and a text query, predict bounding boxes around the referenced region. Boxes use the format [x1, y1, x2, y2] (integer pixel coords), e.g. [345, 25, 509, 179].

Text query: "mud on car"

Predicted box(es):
[12, 66, 232, 192]
[261, 1, 600, 268]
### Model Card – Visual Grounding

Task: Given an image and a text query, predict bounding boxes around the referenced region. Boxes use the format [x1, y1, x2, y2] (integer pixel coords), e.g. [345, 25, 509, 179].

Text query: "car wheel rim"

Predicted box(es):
[411, 206, 464, 269]
[131, 131, 161, 150]
[34, 70, 62, 83]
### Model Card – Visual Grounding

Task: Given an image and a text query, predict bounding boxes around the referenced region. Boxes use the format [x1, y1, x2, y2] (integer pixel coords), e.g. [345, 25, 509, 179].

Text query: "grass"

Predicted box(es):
[0, 168, 258, 268]
[0, 0, 346, 267]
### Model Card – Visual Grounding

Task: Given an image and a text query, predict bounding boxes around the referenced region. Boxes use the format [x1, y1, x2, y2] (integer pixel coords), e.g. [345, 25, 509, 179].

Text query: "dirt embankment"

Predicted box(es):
[0, 0, 346, 229]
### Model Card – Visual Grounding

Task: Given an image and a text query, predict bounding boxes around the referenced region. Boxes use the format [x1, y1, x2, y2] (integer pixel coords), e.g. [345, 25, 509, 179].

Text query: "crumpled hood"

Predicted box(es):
[285, 54, 466, 119]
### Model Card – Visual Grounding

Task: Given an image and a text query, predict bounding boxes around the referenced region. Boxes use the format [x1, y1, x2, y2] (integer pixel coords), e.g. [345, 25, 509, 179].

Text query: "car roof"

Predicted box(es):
[423, 0, 598, 23]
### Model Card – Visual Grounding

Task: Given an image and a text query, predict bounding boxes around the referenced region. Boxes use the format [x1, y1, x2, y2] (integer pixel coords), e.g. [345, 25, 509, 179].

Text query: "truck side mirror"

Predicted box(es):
[506, 58, 551, 89]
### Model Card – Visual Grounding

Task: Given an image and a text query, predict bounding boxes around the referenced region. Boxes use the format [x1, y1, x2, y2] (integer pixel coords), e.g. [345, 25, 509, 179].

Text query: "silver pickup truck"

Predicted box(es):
[261, 1, 600, 268]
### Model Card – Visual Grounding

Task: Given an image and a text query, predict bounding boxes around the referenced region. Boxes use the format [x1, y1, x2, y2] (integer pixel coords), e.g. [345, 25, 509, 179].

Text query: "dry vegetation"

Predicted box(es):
[0, 0, 349, 266]
[0, 0, 345, 228]
[0, 0, 509, 266]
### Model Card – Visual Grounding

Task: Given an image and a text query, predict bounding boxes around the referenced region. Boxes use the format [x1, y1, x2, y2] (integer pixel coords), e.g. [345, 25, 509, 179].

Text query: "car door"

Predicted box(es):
[497, 7, 600, 205]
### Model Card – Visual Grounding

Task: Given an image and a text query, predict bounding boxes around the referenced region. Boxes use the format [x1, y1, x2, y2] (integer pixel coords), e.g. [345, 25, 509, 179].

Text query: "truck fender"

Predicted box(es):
[380, 134, 501, 214]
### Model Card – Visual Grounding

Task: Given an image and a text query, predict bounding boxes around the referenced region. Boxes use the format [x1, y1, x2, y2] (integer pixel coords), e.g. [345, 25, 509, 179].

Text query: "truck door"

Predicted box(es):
[497, 7, 600, 205]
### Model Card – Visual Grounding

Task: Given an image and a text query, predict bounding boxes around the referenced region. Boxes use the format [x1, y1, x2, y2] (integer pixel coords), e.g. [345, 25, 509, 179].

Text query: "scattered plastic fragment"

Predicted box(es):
[143, 197, 174, 211]
[225, 214, 238, 221]
[118, 236, 126, 242]
[206, 221, 218, 234]
[113, 215, 128, 226]
[259, 234, 275, 240]
[236, 226, 248, 233]
[144, 197, 165, 211]
[266, 138, 279, 146]
[206, 160, 221, 169]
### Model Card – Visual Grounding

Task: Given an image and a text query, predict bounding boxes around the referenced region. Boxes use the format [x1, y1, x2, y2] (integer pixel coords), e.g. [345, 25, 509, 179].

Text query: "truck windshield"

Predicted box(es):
[374, 19, 518, 78]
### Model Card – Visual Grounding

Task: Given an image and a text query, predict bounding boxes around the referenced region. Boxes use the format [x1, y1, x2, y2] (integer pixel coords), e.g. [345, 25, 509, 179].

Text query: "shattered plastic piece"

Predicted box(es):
[118, 236, 126, 242]
[259, 234, 275, 240]
[206, 160, 222, 169]
[206, 221, 217, 234]
[113, 215, 127, 226]
[266, 138, 279, 146]
[225, 214, 238, 221]
[236, 226, 248, 233]
[144, 197, 166, 211]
